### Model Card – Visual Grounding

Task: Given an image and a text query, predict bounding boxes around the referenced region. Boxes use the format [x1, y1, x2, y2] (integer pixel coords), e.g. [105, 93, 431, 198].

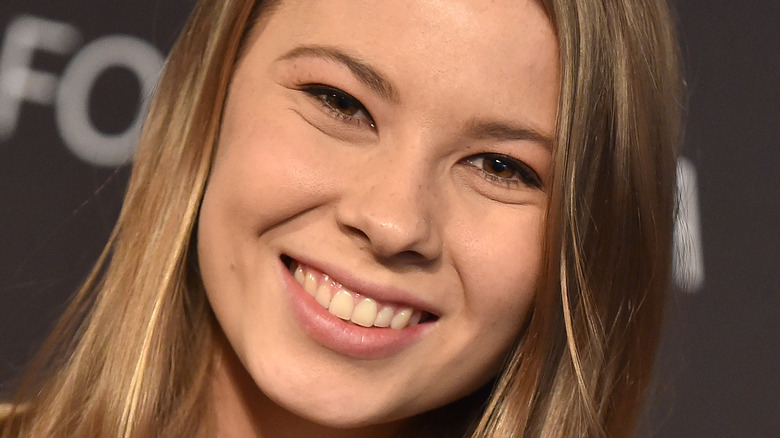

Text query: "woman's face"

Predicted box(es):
[198, 0, 558, 433]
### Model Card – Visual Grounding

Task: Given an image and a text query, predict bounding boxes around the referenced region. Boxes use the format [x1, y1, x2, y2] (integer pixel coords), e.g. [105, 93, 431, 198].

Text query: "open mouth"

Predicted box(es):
[282, 255, 436, 330]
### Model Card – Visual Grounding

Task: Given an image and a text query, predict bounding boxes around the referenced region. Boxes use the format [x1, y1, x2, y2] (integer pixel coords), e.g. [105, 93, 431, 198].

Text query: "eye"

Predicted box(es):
[301, 84, 376, 129]
[463, 153, 542, 189]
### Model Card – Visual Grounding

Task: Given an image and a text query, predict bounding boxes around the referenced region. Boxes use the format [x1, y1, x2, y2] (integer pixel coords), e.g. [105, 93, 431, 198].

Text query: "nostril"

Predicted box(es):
[396, 250, 429, 263]
[339, 223, 372, 245]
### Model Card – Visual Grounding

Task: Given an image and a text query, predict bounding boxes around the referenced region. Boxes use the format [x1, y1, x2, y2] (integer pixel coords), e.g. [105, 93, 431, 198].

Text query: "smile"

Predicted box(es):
[287, 259, 429, 330]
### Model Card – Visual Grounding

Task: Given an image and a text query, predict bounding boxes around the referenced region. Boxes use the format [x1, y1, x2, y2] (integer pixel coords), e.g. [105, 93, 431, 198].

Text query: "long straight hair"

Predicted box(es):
[472, 0, 683, 436]
[1, 1, 261, 436]
[1, 0, 683, 437]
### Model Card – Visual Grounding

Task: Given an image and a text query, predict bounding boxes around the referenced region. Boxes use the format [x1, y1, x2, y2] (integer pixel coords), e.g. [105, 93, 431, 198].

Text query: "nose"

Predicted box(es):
[335, 152, 443, 263]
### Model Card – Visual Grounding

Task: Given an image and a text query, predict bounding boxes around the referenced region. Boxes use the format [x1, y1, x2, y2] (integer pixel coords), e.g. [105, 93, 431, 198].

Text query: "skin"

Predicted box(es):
[197, 0, 559, 436]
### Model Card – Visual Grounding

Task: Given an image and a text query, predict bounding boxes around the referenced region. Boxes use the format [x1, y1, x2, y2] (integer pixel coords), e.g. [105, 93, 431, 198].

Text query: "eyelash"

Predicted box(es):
[300, 84, 376, 129]
[299, 84, 540, 190]
[462, 154, 542, 189]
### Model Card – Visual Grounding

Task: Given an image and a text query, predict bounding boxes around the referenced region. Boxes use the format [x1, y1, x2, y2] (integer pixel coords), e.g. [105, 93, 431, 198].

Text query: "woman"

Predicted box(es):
[1, 0, 684, 436]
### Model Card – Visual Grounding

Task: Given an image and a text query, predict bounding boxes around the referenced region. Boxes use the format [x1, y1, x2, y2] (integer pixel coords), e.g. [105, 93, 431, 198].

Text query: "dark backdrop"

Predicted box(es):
[1, 1, 777, 436]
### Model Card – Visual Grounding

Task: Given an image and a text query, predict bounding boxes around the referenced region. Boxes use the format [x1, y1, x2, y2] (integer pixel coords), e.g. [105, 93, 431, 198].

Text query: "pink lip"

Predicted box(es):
[278, 257, 434, 360]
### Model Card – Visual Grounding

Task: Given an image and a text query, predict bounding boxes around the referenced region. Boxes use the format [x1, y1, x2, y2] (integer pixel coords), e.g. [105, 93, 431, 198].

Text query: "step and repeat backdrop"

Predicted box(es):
[0, 1, 777, 436]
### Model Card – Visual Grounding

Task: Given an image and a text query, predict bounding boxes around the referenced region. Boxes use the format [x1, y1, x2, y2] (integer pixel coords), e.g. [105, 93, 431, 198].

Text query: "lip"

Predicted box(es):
[287, 255, 440, 316]
[278, 256, 436, 360]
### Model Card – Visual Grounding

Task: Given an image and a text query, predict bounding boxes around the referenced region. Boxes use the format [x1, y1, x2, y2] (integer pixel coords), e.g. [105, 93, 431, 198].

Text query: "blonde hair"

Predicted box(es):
[472, 1, 683, 436]
[1, 0, 683, 437]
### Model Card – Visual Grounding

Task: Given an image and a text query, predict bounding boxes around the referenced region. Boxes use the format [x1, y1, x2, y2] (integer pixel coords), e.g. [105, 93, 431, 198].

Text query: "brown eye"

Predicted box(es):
[463, 153, 542, 189]
[301, 84, 376, 128]
[482, 156, 515, 179]
[323, 93, 360, 116]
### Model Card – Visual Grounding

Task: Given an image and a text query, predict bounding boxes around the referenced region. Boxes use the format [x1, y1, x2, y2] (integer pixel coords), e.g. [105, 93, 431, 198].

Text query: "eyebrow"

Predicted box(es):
[276, 45, 400, 103]
[276, 45, 553, 149]
[461, 119, 554, 150]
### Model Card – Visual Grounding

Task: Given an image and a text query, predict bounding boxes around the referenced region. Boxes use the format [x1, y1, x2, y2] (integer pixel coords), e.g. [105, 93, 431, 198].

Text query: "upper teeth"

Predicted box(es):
[291, 262, 424, 330]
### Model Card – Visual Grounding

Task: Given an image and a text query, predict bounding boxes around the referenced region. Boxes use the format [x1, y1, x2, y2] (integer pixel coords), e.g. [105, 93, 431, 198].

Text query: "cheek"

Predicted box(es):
[195, 114, 314, 318]
[196, 93, 346, 331]
[422, 209, 544, 405]
[457, 208, 545, 342]
[202, 107, 339, 237]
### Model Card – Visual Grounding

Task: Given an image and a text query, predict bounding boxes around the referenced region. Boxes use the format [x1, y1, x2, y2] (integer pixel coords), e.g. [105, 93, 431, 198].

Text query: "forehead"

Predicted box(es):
[245, 0, 559, 130]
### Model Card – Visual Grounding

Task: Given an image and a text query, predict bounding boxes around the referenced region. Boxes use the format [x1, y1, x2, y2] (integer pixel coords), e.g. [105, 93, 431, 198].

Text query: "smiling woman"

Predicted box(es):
[200, 2, 555, 432]
[0, 0, 683, 437]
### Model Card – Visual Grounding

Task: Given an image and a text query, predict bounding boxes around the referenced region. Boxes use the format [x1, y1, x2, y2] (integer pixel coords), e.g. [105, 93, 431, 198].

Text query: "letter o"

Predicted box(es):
[56, 35, 164, 167]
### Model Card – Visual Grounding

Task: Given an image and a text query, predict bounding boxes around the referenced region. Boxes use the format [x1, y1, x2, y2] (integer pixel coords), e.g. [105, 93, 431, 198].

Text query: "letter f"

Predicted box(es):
[0, 15, 80, 141]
